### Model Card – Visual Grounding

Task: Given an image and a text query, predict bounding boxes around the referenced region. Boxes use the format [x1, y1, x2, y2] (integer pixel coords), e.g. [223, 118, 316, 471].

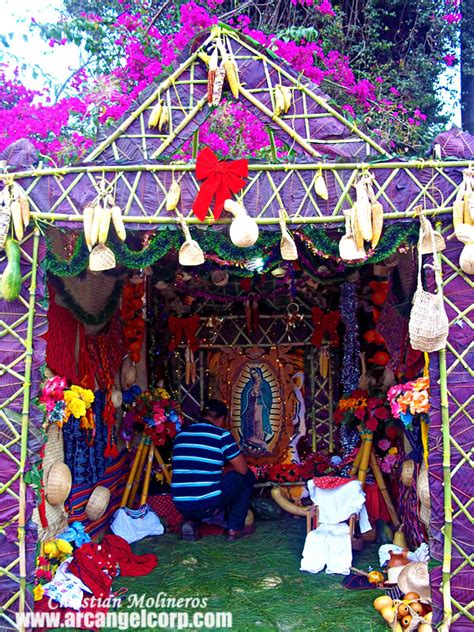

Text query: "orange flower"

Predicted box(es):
[411, 390, 430, 414]
[397, 392, 413, 414]
[413, 377, 429, 392]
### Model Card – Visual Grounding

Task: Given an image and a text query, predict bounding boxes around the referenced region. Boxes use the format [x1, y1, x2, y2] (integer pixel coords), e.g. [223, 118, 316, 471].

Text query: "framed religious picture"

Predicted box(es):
[209, 346, 304, 464]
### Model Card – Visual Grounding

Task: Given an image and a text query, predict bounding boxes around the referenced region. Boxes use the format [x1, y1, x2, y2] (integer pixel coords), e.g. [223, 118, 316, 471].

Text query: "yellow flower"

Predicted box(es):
[81, 389, 94, 406]
[33, 584, 44, 601]
[56, 539, 73, 555]
[43, 541, 59, 558]
[68, 398, 87, 419]
[388, 447, 398, 455]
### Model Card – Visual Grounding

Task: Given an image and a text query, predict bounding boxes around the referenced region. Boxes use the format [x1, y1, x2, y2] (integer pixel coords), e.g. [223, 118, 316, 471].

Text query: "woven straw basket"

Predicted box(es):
[397, 562, 431, 603]
[409, 218, 449, 352]
[46, 462, 72, 506]
[85, 486, 111, 522]
[89, 243, 116, 272]
[178, 220, 205, 266]
[389, 599, 432, 632]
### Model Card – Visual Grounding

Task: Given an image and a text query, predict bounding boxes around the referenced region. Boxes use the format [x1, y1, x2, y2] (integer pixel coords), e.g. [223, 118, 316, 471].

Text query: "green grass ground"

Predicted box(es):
[101, 517, 387, 632]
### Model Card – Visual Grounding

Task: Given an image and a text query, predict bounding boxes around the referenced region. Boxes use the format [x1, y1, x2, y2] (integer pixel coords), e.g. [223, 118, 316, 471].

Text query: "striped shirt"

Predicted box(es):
[171, 421, 241, 509]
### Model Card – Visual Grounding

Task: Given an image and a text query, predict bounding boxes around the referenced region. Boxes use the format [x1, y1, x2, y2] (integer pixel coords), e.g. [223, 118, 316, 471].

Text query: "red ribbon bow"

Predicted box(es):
[192, 147, 248, 221]
[168, 315, 200, 352]
[310, 308, 341, 347]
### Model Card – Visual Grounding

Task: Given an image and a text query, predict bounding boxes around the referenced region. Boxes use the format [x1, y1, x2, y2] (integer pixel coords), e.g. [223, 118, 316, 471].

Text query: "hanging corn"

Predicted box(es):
[367, 181, 384, 249]
[273, 84, 286, 117]
[0, 188, 12, 251]
[356, 178, 372, 242]
[212, 65, 226, 106]
[166, 180, 181, 212]
[111, 205, 126, 241]
[223, 39, 240, 99]
[83, 206, 94, 251]
[148, 98, 163, 128]
[452, 172, 466, 229]
[207, 46, 219, 106]
[315, 170, 328, 200]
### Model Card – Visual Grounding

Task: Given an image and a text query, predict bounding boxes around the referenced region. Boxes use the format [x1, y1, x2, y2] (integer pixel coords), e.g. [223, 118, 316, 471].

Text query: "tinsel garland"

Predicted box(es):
[44, 222, 418, 278]
[48, 275, 123, 326]
[340, 281, 361, 395]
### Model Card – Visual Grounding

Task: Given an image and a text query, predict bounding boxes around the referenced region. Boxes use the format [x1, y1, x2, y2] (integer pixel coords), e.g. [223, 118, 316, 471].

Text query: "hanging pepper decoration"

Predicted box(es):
[310, 308, 341, 347]
[168, 315, 200, 386]
[121, 280, 145, 364]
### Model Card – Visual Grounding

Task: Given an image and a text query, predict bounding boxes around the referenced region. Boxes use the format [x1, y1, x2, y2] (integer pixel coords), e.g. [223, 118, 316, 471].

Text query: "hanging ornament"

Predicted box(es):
[339, 210, 366, 261]
[205, 315, 224, 344]
[225, 199, 259, 248]
[340, 281, 361, 394]
[177, 213, 205, 266]
[284, 303, 304, 338]
[278, 209, 298, 261]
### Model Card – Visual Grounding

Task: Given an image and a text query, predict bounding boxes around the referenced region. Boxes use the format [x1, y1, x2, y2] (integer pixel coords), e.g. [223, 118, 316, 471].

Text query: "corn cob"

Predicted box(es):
[207, 46, 219, 105]
[98, 204, 112, 244]
[0, 192, 11, 251]
[90, 204, 102, 247]
[111, 205, 126, 241]
[83, 205, 94, 251]
[212, 65, 226, 106]
[273, 85, 285, 117]
[166, 180, 181, 211]
[279, 84, 292, 113]
[158, 105, 170, 132]
[453, 200, 464, 228]
[224, 41, 240, 99]
[356, 179, 372, 241]
[351, 203, 364, 250]
[12, 183, 30, 227]
[148, 99, 163, 128]
[315, 173, 328, 200]
[11, 199, 24, 241]
[319, 348, 329, 378]
[370, 201, 384, 249]
[463, 176, 474, 226]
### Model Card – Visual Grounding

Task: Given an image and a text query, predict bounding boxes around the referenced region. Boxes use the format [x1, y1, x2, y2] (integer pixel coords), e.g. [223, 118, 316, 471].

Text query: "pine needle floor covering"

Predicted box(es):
[86, 517, 386, 632]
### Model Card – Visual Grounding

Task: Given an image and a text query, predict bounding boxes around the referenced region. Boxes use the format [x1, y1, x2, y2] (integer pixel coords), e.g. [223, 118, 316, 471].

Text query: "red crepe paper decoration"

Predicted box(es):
[310, 308, 341, 347]
[192, 147, 248, 221]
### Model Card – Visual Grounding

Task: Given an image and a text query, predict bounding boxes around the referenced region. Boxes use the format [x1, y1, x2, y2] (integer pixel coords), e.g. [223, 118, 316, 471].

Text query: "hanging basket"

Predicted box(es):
[401, 459, 415, 487]
[45, 463, 72, 506]
[85, 486, 111, 522]
[409, 217, 449, 352]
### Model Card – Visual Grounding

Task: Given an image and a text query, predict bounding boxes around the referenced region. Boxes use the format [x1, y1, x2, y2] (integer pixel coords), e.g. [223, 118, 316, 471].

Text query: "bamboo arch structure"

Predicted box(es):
[0, 25, 472, 631]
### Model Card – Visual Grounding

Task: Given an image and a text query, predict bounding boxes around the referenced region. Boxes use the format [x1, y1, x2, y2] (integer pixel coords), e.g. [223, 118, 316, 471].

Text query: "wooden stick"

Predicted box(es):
[139, 442, 155, 506]
[349, 443, 363, 477]
[128, 439, 149, 508]
[120, 437, 147, 507]
[154, 447, 172, 486]
[370, 451, 401, 528]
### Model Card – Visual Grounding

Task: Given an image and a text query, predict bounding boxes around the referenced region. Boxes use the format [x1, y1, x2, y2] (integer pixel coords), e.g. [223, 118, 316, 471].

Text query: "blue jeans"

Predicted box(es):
[177, 470, 255, 531]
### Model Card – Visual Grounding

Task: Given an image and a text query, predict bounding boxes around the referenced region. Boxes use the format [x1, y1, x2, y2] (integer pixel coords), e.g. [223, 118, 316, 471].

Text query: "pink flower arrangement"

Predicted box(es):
[387, 377, 430, 427]
[39, 376, 67, 413]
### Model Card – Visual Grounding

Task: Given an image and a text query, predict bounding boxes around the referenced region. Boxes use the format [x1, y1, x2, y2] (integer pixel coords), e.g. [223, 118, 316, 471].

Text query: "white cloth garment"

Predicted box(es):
[300, 479, 370, 576]
[110, 505, 164, 544]
[307, 479, 371, 533]
[43, 559, 92, 610]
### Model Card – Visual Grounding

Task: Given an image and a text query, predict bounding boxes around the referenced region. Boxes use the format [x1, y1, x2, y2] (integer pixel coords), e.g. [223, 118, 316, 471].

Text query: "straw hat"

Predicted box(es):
[397, 562, 431, 603]
[89, 243, 117, 272]
[45, 462, 72, 506]
[85, 486, 110, 522]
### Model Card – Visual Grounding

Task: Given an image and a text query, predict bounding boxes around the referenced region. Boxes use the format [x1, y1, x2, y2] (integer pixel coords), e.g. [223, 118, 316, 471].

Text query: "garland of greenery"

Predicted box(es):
[44, 222, 418, 278]
[48, 274, 123, 325]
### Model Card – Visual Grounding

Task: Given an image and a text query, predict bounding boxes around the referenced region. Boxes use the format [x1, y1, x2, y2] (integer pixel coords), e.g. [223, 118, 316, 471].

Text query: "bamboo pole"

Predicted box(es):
[31, 206, 452, 225]
[154, 447, 172, 486]
[328, 351, 334, 453]
[4, 159, 472, 181]
[369, 451, 401, 527]
[17, 229, 40, 630]
[349, 445, 363, 477]
[357, 430, 373, 488]
[120, 437, 147, 507]
[139, 441, 155, 506]
[127, 439, 149, 508]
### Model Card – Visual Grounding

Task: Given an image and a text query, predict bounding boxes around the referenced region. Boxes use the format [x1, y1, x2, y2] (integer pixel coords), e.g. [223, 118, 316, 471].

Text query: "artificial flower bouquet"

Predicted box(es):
[122, 387, 182, 447]
[387, 376, 430, 427]
[334, 388, 392, 433]
[39, 375, 95, 429]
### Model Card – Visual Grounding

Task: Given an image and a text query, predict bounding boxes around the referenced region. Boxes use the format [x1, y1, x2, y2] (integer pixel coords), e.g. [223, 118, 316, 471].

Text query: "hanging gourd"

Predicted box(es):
[224, 199, 259, 248]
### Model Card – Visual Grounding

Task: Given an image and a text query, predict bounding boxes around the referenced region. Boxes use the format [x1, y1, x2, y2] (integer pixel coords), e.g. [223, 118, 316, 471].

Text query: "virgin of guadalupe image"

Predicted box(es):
[239, 367, 274, 454]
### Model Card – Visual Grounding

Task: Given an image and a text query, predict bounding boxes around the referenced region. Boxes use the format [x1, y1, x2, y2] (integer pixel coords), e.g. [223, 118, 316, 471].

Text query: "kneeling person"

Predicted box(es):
[172, 399, 255, 540]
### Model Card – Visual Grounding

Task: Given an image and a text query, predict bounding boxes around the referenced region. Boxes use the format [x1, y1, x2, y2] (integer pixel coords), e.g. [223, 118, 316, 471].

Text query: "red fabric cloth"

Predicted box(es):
[312, 476, 355, 489]
[100, 534, 158, 577]
[192, 147, 248, 220]
[364, 482, 391, 523]
[43, 285, 80, 384]
[148, 494, 183, 532]
[68, 542, 117, 598]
